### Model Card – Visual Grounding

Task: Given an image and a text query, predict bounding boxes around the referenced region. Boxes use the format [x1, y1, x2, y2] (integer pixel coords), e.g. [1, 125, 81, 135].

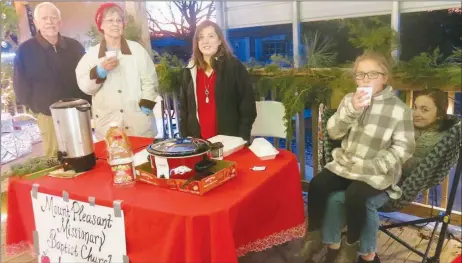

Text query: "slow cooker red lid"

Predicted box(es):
[147, 137, 211, 157]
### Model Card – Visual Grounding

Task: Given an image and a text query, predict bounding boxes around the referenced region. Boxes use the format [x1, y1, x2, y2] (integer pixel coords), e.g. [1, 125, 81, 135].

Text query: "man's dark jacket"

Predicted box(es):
[13, 32, 91, 116]
[179, 55, 257, 141]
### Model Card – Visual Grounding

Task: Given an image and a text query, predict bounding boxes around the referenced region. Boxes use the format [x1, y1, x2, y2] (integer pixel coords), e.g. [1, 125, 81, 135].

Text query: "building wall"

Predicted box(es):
[226, 1, 462, 29]
[228, 24, 293, 63]
[225, 1, 460, 64]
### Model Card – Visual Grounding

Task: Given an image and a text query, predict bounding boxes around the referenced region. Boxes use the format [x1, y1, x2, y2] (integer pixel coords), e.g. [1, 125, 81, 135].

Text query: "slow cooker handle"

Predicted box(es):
[195, 156, 215, 173]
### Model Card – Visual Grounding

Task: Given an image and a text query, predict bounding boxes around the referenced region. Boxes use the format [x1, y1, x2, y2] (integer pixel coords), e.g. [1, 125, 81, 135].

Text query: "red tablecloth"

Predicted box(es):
[6, 137, 305, 263]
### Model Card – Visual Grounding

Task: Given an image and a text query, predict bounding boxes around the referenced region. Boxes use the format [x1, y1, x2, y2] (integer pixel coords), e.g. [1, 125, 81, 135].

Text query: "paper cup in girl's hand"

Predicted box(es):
[105, 51, 117, 58]
[356, 86, 373, 106]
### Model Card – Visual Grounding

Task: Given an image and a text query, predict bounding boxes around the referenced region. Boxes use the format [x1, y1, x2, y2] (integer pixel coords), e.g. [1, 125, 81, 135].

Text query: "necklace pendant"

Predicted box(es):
[206, 97, 209, 104]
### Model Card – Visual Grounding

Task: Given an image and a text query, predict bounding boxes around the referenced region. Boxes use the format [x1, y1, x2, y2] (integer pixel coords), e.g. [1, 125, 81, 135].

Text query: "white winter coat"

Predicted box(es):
[76, 39, 158, 140]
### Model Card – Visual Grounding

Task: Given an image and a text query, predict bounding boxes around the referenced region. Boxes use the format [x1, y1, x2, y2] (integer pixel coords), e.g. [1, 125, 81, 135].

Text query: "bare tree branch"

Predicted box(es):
[147, 1, 215, 40]
[147, 8, 179, 38]
[167, 2, 182, 34]
[196, 3, 215, 22]
[205, 3, 215, 20]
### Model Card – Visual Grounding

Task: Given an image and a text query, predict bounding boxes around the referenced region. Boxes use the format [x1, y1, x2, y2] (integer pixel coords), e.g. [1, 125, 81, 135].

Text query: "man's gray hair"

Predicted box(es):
[34, 2, 61, 20]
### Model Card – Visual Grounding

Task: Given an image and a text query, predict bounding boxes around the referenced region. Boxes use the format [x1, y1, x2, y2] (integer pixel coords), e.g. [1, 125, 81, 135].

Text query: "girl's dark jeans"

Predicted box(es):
[307, 168, 384, 244]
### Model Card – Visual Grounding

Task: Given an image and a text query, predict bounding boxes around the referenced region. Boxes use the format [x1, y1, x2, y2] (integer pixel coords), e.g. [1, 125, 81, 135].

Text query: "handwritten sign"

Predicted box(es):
[31, 192, 127, 263]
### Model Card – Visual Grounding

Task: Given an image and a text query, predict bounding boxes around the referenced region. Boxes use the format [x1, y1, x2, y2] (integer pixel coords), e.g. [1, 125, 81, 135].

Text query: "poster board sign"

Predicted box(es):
[31, 190, 127, 263]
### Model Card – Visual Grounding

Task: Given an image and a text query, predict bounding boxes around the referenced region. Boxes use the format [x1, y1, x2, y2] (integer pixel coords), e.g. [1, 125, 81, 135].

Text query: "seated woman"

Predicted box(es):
[76, 3, 158, 140]
[179, 20, 257, 141]
[322, 88, 453, 263]
[302, 52, 416, 263]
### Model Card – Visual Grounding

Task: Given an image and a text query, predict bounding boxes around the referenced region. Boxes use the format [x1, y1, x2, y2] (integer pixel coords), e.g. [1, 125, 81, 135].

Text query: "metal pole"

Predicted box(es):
[292, 1, 301, 68]
[216, 0, 229, 43]
[215, 1, 223, 28]
[432, 144, 462, 262]
[163, 94, 174, 138]
[292, 1, 306, 180]
[391, 1, 401, 61]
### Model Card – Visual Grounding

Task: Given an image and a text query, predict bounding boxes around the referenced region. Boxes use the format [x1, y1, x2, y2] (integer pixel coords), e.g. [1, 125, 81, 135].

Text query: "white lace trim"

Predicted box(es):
[236, 222, 306, 257]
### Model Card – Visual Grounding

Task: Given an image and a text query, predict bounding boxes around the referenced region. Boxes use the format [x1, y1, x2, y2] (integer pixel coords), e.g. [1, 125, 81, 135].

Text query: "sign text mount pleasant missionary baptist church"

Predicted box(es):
[31, 190, 127, 263]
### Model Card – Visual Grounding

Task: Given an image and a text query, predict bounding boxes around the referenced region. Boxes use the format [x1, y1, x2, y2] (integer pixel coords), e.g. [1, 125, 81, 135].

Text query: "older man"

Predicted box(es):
[13, 2, 91, 157]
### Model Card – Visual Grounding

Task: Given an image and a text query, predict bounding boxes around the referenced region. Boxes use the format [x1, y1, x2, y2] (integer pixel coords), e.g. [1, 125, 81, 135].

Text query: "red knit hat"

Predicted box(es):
[94, 3, 124, 33]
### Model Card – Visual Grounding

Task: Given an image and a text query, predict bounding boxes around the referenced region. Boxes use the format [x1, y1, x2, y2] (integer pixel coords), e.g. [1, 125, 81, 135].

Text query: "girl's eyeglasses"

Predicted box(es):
[355, 71, 386, 80]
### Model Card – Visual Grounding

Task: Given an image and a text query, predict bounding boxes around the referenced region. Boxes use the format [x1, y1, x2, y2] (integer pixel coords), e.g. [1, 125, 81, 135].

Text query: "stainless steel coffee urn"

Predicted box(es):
[50, 98, 96, 172]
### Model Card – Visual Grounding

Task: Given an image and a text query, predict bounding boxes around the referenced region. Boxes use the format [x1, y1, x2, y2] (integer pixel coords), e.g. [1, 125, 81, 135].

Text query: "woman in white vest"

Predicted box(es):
[76, 3, 158, 140]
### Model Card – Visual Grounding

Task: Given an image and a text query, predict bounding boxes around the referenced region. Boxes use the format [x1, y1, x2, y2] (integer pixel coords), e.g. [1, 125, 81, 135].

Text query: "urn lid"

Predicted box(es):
[50, 98, 90, 109]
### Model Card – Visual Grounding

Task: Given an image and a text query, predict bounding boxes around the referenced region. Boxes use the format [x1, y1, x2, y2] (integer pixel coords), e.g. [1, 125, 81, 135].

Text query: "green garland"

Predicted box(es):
[155, 48, 460, 143]
[1, 156, 61, 178]
[156, 54, 183, 94]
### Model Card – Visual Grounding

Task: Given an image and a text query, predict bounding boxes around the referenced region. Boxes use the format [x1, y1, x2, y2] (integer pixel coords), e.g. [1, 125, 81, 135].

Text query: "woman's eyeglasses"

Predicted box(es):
[104, 18, 124, 25]
[355, 71, 386, 80]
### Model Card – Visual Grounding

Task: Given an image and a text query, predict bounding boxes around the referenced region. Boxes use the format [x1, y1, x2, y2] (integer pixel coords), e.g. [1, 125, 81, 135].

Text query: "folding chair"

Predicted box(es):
[251, 101, 287, 147]
[378, 118, 461, 263]
[318, 106, 461, 263]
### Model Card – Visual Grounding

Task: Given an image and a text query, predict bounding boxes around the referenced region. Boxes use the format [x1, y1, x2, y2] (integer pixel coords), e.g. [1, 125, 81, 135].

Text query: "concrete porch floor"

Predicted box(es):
[1, 219, 460, 263]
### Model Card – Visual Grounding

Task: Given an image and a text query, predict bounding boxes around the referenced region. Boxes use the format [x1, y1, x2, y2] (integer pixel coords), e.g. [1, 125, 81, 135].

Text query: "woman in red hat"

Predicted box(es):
[76, 3, 159, 140]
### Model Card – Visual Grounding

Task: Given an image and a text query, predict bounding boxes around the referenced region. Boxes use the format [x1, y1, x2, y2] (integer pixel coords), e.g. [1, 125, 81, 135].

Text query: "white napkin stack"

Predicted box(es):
[133, 149, 150, 166]
[207, 135, 247, 157]
[249, 138, 279, 160]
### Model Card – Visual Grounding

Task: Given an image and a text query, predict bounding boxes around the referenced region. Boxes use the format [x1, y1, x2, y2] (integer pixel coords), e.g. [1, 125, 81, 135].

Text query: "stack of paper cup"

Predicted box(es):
[356, 86, 373, 106]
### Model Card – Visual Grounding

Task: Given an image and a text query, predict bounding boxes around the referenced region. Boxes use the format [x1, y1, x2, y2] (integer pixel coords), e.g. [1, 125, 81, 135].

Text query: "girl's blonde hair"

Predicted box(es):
[352, 51, 392, 81]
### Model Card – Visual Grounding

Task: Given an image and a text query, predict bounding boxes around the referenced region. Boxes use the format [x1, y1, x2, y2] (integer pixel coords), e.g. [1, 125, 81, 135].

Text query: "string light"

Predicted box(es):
[0, 52, 16, 60]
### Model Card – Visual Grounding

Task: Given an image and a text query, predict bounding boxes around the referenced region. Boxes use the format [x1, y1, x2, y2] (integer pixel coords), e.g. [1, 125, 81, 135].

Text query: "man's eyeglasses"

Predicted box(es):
[355, 71, 386, 80]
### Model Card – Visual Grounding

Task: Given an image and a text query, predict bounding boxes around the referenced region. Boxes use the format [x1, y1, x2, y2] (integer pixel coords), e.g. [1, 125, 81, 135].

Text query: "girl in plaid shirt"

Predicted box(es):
[302, 52, 416, 263]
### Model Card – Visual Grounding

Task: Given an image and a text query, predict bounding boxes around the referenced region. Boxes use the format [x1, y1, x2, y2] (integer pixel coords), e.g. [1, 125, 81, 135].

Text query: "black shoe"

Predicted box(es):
[357, 254, 380, 263]
[333, 237, 360, 263]
[323, 247, 340, 262]
[298, 230, 324, 262]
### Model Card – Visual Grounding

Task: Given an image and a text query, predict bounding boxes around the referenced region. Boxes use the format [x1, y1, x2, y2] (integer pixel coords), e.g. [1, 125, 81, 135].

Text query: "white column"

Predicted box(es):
[391, 1, 401, 61]
[292, 0, 306, 180]
[216, 0, 228, 42]
[292, 0, 301, 68]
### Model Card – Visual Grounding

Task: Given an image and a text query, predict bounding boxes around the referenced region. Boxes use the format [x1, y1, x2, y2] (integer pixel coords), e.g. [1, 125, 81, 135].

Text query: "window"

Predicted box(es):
[262, 41, 287, 57]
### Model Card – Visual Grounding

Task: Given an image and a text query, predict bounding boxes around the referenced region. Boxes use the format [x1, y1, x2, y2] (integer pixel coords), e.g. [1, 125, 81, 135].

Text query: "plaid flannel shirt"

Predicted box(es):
[325, 86, 415, 198]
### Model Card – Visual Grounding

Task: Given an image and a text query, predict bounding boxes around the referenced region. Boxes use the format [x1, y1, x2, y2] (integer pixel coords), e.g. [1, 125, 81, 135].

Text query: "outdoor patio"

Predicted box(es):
[1, 218, 460, 263]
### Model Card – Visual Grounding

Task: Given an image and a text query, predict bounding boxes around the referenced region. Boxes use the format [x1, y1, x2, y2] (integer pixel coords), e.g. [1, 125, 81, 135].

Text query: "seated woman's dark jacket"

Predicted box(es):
[401, 118, 457, 178]
[380, 118, 458, 211]
[179, 55, 257, 141]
